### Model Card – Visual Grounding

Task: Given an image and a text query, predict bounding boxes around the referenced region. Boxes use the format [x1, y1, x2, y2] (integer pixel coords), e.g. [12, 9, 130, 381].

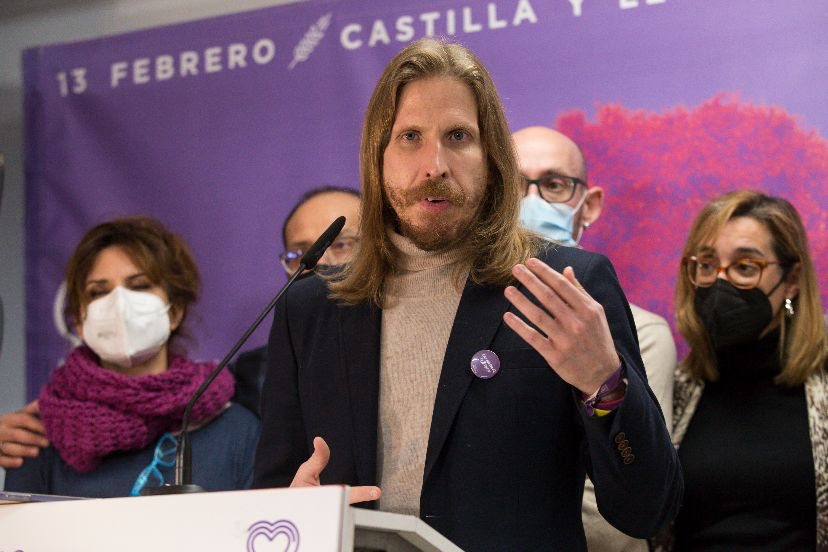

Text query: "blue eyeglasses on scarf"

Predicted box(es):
[130, 432, 177, 496]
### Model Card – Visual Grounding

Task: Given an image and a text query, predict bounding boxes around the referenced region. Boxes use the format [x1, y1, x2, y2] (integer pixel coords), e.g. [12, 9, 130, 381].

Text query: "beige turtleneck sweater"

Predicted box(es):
[377, 231, 469, 516]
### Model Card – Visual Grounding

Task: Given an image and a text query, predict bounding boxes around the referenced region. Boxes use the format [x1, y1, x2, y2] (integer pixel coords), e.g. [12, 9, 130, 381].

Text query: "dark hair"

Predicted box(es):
[65, 216, 200, 343]
[281, 186, 361, 247]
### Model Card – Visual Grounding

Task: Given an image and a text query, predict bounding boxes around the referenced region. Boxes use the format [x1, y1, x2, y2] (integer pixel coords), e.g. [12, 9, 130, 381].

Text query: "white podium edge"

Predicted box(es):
[351, 507, 463, 552]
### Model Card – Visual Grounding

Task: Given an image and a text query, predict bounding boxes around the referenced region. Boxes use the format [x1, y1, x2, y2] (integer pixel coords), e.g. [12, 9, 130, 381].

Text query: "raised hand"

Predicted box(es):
[503, 259, 621, 395]
[290, 436, 381, 504]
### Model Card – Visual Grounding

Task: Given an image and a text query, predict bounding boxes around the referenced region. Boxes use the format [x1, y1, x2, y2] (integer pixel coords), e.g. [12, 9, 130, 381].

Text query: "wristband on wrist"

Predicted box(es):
[594, 395, 625, 410]
[581, 364, 626, 417]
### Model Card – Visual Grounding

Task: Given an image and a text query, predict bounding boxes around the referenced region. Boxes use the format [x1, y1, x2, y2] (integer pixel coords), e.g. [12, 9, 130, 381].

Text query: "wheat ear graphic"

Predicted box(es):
[288, 12, 333, 70]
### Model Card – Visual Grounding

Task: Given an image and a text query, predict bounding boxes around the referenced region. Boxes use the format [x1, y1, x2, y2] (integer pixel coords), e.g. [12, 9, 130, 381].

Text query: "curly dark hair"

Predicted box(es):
[65, 216, 200, 343]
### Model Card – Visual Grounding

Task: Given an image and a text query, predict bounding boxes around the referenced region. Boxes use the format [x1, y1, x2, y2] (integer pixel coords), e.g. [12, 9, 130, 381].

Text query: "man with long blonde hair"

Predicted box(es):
[253, 38, 681, 550]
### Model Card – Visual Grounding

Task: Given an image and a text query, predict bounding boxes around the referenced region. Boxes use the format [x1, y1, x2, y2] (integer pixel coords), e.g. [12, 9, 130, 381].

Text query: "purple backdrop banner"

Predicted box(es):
[23, 0, 828, 399]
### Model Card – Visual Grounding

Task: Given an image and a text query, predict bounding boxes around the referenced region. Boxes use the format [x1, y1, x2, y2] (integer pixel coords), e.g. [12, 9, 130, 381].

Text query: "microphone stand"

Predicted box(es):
[141, 216, 345, 495]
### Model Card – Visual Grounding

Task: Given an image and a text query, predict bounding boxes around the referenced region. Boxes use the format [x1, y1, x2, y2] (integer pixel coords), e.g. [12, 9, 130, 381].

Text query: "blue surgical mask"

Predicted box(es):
[519, 194, 585, 247]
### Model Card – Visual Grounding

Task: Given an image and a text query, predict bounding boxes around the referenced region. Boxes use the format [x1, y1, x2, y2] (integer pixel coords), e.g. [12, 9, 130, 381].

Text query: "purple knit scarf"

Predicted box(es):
[39, 346, 235, 473]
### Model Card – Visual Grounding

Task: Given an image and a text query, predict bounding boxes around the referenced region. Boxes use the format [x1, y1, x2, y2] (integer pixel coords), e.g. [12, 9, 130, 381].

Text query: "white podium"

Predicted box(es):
[0, 486, 462, 552]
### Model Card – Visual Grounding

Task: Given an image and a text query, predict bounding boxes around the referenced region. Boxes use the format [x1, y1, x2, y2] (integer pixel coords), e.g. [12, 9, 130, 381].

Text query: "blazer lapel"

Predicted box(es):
[338, 301, 382, 486]
[423, 279, 509, 482]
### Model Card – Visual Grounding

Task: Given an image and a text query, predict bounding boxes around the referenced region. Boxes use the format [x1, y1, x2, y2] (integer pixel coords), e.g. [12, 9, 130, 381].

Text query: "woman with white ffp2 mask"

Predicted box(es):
[77, 242, 179, 376]
[81, 285, 172, 370]
[3, 216, 260, 498]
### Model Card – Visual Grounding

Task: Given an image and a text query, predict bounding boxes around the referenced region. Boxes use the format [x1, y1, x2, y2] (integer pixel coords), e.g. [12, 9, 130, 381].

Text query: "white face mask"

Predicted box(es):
[82, 286, 171, 368]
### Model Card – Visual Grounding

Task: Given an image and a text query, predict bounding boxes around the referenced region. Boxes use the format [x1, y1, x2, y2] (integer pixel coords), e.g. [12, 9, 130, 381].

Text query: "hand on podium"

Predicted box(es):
[291, 436, 382, 504]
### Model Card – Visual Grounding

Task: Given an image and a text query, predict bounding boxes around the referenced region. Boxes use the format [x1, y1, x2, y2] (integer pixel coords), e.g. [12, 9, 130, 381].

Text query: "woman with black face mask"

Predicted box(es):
[651, 191, 828, 551]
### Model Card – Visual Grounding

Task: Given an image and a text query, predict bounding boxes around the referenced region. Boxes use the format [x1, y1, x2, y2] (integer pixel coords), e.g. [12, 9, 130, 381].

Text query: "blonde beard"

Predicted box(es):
[396, 213, 470, 251]
[385, 176, 486, 251]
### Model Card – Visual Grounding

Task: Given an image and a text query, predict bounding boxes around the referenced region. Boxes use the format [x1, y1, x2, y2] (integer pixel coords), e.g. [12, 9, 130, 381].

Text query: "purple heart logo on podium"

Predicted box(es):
[246, 520, 300, 552]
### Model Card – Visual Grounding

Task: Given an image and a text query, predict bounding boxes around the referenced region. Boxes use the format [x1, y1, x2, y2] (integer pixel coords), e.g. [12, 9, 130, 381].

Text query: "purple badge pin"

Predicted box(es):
[471, 350, 500, 379]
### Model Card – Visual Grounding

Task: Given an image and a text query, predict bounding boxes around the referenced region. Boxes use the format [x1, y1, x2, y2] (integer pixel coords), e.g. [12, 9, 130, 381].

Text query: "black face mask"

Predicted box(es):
[693, 278, 783, 351]
[294, 268, 318, 281]
[292, 263, 345, 281]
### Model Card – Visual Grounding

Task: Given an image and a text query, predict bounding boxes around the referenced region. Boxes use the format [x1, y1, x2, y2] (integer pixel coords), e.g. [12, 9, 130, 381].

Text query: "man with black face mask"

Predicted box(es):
[231, 186, 361, 415]
[0, 186, 362, 470]
[655, 190, 828, 551]
[277, 186, 361, 278]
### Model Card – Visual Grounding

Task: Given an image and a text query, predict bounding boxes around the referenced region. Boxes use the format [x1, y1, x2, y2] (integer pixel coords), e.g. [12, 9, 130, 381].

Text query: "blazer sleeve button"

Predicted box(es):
[623, 454, 635, 465]
[614, 432, 626, 444]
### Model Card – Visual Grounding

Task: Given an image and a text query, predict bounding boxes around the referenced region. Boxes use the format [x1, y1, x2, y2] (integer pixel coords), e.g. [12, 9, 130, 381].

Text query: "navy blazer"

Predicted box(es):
[253, 245, 682, 551]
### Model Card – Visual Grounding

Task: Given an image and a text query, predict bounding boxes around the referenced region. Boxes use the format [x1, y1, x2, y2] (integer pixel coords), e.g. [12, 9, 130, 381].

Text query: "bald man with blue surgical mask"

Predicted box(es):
[514, 126, 602, 245]
[514, 126, 677, 552]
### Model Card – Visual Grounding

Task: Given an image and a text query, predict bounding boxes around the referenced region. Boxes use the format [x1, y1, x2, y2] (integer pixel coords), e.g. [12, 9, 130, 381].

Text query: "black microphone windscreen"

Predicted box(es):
[300, 216, 346, 270]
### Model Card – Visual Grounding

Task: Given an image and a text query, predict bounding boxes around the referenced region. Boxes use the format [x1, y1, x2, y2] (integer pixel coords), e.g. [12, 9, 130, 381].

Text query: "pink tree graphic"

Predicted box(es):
[555, 95, 828, 353]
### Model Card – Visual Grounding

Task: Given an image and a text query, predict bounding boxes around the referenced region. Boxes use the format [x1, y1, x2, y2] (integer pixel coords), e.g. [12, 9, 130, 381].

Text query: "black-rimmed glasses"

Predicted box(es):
[519, 174, 585, 203]
[279, 236, 359, 274]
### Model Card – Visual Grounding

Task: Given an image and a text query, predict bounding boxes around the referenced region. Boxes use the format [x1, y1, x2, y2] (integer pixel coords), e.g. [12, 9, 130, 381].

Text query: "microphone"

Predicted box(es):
[141, 216, 346, 495]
